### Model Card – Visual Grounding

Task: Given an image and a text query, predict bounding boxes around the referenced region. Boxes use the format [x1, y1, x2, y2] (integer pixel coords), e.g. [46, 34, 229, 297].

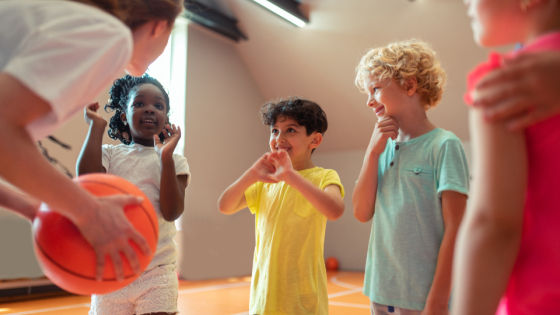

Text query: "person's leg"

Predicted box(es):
[395, 306, 422, 315]
[89, 290, 134, 315]
[136, 265, 179, 315]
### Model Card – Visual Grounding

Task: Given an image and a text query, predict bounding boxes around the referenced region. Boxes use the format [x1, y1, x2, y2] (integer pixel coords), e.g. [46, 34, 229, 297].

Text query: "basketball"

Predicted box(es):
[325, 257, 339, 271]
[32, 174, 159, 295]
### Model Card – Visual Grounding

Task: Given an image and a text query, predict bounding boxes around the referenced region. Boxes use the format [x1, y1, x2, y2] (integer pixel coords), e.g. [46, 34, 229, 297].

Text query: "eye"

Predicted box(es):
[134, 102, 144, 107]
[287, 128, 296, 132]
[271, 128, 278, 134]
[156, 103, 165, 110]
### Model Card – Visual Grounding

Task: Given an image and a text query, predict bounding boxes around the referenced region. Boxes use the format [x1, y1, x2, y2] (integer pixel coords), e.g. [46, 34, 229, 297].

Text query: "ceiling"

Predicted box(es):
[195, 0, 492, 152]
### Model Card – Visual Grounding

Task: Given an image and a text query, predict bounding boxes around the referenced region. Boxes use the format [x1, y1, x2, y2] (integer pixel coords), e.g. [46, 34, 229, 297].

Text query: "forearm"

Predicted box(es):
[159, 155, 184, 221]
[0, 124, 98, 225]
[218, 171, 256, 214]
[0, 180, 41, 221]
[352, 151, 379, 222]
[77, 122, 107, 175]
[285, 172, 344, 220]
[425, 226, 458, 310]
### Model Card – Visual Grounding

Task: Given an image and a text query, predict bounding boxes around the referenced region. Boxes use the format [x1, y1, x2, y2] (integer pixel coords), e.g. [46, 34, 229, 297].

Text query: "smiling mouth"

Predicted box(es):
[276, 147, 291, 152]
[141, 119, 157, 125]
[375, 105, 385, 116]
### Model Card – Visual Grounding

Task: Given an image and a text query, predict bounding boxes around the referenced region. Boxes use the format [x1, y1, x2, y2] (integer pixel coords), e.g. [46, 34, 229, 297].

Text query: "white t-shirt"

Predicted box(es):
[101, 144, 191, 269]
[0, 0, 133, 141]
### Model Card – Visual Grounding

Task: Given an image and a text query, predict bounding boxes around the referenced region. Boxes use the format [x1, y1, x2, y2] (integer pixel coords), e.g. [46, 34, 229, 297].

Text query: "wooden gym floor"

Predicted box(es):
[0, 271, 370, 315]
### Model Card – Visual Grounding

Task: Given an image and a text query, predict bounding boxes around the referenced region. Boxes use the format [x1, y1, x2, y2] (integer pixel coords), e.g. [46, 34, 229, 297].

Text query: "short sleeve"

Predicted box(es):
[172, 154, 191, 186]
[320, 169, 345, 198]
[101, 144, 114, 173]
[2, 2, 132, 141]
[436, 139, 470, 197]
[244, 182, 263, 215]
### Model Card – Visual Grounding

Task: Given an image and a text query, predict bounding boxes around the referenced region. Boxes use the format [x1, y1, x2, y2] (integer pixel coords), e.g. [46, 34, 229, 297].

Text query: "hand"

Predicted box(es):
[154, 124, 181, 159]
[248, 153, 278, 184]
[473, 51, 560, 131]
[84, 102, 107, 126]
[76, 195, 151, 281]
[367, 117, 399, 156]
[266, 150, 295, 183]
[420, 305, 449, 315]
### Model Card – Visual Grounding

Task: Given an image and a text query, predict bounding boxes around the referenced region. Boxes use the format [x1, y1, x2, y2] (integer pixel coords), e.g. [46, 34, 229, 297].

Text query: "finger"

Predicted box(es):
[129, 229, 152, 257]
[507, 110, 547, 132]
[110, 252, 124, 282]
[121, 241, 141, 275]
[483, 96, 534, 122]
[473, 81, 527, 108]
[115, 194, 144, 206]
[475, 61, 525, 90]
[95, 251, 106, 282]
[153, 134, 161, 145]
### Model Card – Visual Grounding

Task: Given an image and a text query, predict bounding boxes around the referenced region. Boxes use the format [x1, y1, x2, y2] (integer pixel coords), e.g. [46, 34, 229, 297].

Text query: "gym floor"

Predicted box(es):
[0, 271, 370, 315]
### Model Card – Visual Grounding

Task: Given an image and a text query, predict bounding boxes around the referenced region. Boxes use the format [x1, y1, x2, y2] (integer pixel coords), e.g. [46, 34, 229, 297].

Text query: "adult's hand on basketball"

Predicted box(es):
[154, 124, 180, 159]
[473, 52, 560, 131]
[78, 195, 151, 282]
[367, 117, 399, 156]
[84, 102, 107, 126]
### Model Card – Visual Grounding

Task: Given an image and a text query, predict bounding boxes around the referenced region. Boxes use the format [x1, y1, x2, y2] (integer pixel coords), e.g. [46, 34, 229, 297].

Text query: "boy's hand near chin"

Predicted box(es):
[267, 150, 295, 183]
[368, 117, 399, 156]
[248, 153, 278, 184]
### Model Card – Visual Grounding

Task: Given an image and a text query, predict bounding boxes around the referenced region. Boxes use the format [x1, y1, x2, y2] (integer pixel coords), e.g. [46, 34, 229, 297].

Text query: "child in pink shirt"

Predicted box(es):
[453, 1, 560, 314]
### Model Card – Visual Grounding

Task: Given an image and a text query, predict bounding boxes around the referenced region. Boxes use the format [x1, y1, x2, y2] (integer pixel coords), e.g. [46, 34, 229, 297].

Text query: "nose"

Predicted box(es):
[367, 96, 376, 108]
[144, 106, 154, 114]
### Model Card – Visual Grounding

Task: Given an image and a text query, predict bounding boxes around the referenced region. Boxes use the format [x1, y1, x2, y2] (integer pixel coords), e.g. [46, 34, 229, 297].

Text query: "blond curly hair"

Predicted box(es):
[355, 39, 447, 109]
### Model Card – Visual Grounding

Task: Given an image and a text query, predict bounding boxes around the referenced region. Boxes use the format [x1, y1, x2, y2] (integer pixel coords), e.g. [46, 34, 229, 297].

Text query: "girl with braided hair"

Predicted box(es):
[0, 0, 183, 282]
[78, 74, 190, 315]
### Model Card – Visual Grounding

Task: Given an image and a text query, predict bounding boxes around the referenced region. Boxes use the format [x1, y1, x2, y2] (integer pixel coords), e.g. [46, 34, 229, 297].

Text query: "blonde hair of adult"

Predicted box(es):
[355, 39, 447, 110]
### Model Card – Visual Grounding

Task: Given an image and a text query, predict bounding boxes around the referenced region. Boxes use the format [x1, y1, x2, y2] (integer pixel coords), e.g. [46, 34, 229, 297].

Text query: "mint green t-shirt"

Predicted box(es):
[363, 128, 469, 310]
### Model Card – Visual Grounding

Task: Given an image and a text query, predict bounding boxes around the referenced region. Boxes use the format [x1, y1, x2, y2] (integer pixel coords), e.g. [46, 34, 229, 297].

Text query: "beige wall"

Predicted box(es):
[177, 25, 269, 280]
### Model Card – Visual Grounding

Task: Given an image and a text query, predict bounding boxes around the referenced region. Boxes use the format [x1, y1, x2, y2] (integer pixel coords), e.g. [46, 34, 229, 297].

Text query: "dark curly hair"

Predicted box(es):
[105, 74, 170, 145]
[260, 97, 328, 153]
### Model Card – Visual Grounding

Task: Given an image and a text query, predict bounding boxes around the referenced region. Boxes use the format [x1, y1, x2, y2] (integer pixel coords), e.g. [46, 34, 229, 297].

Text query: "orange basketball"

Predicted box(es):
[325, 257, 339, 271]
[32, 174, 158, 295]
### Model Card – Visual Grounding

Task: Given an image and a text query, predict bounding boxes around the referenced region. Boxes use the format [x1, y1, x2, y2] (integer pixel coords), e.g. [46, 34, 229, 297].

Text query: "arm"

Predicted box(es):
[473, 51, 560, 130]
[352, 117, 399, 222]
[422, 191, 467, 315]
[0, 74, 150, 280]
[76, 103, 107, 175]
[267, 150, 344, 221]
[218, 153, 277, 215]
[0, 181, 41, 221]
[451, 109, 526, 315]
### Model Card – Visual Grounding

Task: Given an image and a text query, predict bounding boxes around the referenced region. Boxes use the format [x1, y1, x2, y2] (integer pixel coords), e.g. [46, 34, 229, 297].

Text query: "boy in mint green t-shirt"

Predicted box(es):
[352, 40, 469, 314]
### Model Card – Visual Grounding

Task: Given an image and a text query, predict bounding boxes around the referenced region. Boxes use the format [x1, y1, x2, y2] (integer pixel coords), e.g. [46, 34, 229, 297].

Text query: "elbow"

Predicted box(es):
[465, 206, 523, 242]
[353, 206, 373, 223]
[327, 204, 345, 221]
[217, 199, 231, 215]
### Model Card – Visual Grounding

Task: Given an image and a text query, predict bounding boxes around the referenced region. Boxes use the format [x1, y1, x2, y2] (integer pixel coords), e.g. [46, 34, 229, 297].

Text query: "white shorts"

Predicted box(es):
[89, 264, 179, 315]
[370, 302, 422, 315]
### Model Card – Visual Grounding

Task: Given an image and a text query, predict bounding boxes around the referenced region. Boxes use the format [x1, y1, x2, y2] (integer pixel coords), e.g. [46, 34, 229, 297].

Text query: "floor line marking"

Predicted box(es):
[178, 281, 250, 295]
[230, 312, 249, 315]
[330, 273, 363, 290]
[329, 301, 370, 309]
[328, 288, 363, 299]
[5, 304, 90, 315]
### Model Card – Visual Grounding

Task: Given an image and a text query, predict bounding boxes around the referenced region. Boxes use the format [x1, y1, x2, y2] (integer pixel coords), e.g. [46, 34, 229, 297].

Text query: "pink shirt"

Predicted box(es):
[465, 32, 560, 314]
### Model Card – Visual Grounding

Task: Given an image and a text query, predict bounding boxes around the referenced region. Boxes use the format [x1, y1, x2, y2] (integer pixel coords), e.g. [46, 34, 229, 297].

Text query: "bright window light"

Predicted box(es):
[252, 0, 306, 27]
[147, 17, 188, 156]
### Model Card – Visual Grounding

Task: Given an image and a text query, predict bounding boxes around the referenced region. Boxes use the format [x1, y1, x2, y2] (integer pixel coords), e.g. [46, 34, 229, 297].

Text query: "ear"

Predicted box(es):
[309, 132, 323, 150]
[150, 20, 170, 38]
[404, 77, 418, 96]
[120, 112, 127, 125]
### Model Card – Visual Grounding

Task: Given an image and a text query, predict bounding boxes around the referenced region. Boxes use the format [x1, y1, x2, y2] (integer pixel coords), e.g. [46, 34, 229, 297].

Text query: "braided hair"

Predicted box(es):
[105, 74, 170, 145]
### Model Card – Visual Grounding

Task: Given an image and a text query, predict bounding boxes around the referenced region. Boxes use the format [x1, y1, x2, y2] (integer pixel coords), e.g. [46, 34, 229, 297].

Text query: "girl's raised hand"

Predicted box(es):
[267, 150, 294, 182]
[473, 51, 560, 131]
[248, 153, 278, 184]
[154, 124, 181, 158]
[84, 102, 106, 126]
[368, 117, 399, 156]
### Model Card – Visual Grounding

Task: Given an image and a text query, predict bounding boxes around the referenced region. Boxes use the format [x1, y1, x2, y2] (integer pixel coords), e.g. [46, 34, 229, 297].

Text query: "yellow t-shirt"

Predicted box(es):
[244, 167, 345, 315]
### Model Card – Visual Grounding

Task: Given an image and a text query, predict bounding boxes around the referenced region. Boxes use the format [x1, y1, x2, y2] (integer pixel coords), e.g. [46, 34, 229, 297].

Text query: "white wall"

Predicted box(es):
[177, 25, 269, 280]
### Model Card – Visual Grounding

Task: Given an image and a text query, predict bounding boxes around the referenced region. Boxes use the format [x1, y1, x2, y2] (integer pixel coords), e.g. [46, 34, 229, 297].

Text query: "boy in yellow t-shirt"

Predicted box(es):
[218, 97, 345, 315]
